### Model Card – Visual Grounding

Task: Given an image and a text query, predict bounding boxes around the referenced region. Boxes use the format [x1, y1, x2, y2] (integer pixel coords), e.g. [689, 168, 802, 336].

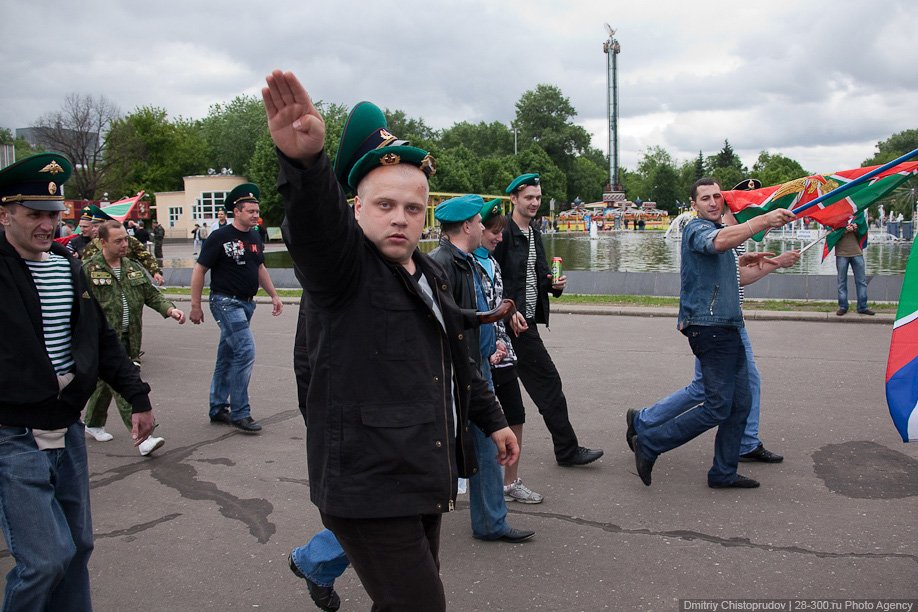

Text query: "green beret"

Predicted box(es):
[223, 183, 260, 214]
[334, 101, 436, 191]
[732, 178, 762, 191]
[505, 173, 540, 194]
[435, 194, 485, 223]
[88, 205, 113, 222]
[0, 153, 72, 211]
[480, 198, 503, 223]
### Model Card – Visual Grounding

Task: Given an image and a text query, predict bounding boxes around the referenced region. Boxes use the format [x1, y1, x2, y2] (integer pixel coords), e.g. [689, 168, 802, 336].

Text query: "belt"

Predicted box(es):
[212, 292, 254, 302]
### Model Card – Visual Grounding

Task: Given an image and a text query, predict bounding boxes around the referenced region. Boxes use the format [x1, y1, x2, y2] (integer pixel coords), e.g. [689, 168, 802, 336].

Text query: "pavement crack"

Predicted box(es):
[95, 513, 183, 540]
[507, 509, 918, 565]
[87, 409, 302, 544]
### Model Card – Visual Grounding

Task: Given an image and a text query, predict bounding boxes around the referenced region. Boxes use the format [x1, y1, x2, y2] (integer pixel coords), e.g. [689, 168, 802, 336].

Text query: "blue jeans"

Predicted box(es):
[469, 424, 510, 539]
[636, 327, 762, 455]
[836, 255, 868, 312]
[290, 529, 350, 588]
[0, 423, 93, 611]
[208, 295, 257, 421]
[634, 326, 752, 486]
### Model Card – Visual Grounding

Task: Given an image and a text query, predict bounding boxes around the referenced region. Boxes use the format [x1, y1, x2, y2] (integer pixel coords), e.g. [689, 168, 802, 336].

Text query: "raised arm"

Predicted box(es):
[262, 70, 326, 166]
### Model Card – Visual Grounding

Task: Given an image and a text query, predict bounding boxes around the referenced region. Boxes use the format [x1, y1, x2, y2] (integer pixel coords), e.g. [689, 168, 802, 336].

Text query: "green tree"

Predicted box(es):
[103, 107, 209, 199]
[566, 156, 607, 203]
[706, 139, 746, 192]
[694, 150, 705, 180]
[751, 151, 809, 186]
[439, 121, 513, 158]
[200, 95, 267, 177]
[428, 145, 479, 194]
[477, 156, 520, 196]
[862, 129, 918, 166]
[384, 109, 436, 150]
[513, 84, 590, 198]
[246, 131, 283, 224]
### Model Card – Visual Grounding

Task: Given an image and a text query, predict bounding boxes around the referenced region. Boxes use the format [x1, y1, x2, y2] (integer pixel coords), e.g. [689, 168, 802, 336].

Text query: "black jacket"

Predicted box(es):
[278, 151, 508, 519]
[493, 217, 561, 325]
[0, 234, 151, 429]
[428, 238, 480, 361]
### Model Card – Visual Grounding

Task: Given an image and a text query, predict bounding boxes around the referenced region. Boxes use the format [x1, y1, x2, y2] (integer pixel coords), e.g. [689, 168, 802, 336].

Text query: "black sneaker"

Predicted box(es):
[231, 416, 262, 433]
[289, 554, 341, 611]
[557, 446, 604, 467]
[709, 474, 760, 489]
[209, 410, 232, 425]
[740, 443, 784, 463]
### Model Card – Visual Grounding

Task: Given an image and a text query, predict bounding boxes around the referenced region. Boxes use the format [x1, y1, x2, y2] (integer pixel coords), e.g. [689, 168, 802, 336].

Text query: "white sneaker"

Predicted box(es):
[138, 436, 165, 456]
[85, 426, 114, 442]
[503, 478, 544, 504]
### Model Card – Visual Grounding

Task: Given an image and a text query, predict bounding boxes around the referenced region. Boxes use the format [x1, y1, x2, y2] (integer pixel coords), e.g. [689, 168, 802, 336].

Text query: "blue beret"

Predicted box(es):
[435, 194, 485, 223]
[505, 173, 540, 194]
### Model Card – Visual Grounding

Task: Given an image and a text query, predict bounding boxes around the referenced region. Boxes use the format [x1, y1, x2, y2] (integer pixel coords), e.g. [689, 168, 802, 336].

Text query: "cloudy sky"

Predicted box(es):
[2, 0, 915, 175]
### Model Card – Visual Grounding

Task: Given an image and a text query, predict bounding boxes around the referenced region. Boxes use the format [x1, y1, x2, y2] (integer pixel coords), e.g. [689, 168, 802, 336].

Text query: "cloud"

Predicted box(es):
[1, 0, 914, 174]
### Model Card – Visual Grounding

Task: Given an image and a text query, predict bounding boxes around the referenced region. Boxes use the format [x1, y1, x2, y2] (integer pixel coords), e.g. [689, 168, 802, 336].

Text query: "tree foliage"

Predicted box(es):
[32, 93, 120, 199]
[862, 129, 918, 166]
[199, 95, 267, 177]
[751, 151, 809, 186]
[0, 128, 39, 162]
[104, 107, 209, 199]
[706, 139, 747, 192]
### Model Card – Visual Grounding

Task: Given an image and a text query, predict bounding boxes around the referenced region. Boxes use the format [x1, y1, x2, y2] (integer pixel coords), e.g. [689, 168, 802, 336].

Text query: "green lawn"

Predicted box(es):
[164, 287, 897, 313]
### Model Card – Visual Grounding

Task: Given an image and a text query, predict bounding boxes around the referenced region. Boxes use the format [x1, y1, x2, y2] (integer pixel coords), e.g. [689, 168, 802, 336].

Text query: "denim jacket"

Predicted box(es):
[677, 218, 743, 332]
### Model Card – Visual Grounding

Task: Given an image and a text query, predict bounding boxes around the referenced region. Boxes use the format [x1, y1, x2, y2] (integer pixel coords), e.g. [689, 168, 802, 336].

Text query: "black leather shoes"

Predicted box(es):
[836, 308, 847, 316]
[231, 416, 262, 433]
[740, 443, 784, 463]
[209, 410, 232, 425]
[625, 409, 638, 452]
[709, 474, 760, 489]
[497, 528, 535, 543]
[632, 437, 654, 486]
[858, 308, 876, 316]
[289, 554, 341, 611]
[557, 446, 604, 467]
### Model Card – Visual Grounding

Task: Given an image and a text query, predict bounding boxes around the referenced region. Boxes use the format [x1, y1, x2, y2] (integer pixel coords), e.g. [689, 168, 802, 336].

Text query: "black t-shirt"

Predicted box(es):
[197, 224, 265, 299]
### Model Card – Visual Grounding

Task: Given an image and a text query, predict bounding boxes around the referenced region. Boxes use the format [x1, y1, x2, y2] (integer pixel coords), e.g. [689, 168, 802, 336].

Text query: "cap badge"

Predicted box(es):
[40, 161, 65, 175]
[419, 154, 436, 176]
[380, 152, 401, 166]
[48, 182, 57, 195]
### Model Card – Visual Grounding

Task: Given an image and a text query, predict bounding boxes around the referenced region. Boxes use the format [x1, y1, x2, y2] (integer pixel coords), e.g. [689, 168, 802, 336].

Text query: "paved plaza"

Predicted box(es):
[2, 307, 915, 610]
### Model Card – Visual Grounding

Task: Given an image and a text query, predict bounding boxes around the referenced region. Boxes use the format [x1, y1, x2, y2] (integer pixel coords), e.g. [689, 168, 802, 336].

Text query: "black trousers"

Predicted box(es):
[321, 512, 445, 612]
[509, 321, 580, 460]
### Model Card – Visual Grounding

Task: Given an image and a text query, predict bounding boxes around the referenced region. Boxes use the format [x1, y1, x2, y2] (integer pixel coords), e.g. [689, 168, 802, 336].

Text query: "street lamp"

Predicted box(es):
[602, 24, 621, 191]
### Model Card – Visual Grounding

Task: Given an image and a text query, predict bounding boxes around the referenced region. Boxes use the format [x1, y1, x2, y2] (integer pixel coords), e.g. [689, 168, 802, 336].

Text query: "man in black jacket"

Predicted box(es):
[0, 153, 157, 611]
[429, 195, 534, 544]
[264, 71, 518, 611]
[494, 173, 604, 467]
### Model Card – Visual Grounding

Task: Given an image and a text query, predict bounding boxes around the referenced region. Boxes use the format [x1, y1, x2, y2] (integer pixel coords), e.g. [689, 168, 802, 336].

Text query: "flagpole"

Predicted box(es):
[798, 230, 830, 254]
[790, 147, 918, 216]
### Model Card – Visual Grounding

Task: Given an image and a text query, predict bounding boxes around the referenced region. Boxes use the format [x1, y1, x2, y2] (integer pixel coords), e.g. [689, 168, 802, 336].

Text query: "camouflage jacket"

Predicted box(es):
[82, 234, 161, 276]
[83, 253, 175, 359]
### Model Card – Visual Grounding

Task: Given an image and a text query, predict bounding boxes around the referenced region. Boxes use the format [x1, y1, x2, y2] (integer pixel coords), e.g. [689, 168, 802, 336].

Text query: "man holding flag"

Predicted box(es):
[832, 212, 874, 316]
[630, 178, 796, 489]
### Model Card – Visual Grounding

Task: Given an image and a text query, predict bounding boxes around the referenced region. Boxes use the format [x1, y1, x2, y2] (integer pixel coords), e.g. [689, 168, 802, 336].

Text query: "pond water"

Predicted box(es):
[167, 231, 913, 275]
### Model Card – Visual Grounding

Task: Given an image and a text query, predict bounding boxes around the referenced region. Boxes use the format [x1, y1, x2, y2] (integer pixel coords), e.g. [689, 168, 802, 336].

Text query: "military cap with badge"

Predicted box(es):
[506, 173, 540, 194]
[223, 183, 260, 217]
[0, 153, 72, 211]
[333, 101, 436, 191]
[480, 198, 503, 224]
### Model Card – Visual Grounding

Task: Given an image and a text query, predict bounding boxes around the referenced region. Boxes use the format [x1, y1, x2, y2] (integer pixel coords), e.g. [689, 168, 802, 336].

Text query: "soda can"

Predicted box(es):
[551, 257, 563, 282]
